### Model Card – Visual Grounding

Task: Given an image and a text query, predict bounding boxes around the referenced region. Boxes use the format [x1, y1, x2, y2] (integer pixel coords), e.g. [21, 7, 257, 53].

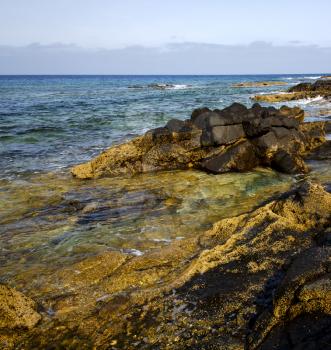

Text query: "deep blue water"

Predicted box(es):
[0, 74, 329, 179]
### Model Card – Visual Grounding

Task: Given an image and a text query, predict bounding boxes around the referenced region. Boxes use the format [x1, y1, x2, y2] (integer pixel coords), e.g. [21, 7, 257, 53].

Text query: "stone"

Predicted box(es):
[279, 105, 305, 122]
[16, 182, 331, 349]
[232, 81, 288, 88]
[288, 82, 313, 92]
[191, 107, 211, 122]
[165, 119, 187, 133]
[200, 140, 259, 173]
[71, 104, 326, 178]
[210, 124, 246, 145]
[253, 131, 278, 150]
[0, 284, 41, 330]
[271, 150, 308, 174]
[191, 111, 215, 129]
[253, 79, 331, 103]
[146, 127, 173, 144]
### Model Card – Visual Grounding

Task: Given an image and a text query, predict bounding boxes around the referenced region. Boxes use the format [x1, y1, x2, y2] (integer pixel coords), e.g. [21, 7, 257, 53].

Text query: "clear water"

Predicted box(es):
[0, 75, 330, 291]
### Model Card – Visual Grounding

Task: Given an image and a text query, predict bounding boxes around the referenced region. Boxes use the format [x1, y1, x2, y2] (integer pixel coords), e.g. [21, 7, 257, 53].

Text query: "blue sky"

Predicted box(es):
[1, 0, 331, 73]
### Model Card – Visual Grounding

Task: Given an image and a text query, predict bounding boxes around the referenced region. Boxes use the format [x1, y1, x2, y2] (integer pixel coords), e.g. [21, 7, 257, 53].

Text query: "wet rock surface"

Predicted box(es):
[2, 181, 330, 349]
[0, 285, 41, 349]
[232, 81, 288, 88]
[71, 103, 326, 179]
[252, 78, 331, 103]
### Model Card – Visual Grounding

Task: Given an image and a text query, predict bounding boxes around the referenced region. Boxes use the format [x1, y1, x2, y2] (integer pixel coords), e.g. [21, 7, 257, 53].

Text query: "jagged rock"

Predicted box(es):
[279, 105, 305, 122]
[232, 81, 288, 88]
[0, 284, 41, 330]
[14, 182, 331, 349]
[253, 78, 331, 103]
[289, 78, 331, 93]
[191, 107, 211, 122]
[248, 246, 331, 350]
[202, 124, 246, 146]
[288, 82, 313, 92]
[71, 104, 326, 179]
[271, 150, 308, 174]
[200, 140, 259, 173]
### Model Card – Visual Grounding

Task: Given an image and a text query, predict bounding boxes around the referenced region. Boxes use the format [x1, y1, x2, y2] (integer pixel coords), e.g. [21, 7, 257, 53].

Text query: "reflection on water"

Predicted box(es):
[0, 168, 296, 291]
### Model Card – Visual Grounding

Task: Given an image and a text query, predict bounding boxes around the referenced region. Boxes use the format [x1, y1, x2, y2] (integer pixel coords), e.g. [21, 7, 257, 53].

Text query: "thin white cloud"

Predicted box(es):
[0, 41, 330, 74]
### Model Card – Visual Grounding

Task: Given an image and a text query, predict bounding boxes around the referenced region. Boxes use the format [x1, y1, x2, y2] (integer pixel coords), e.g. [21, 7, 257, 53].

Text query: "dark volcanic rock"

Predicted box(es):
[71, 103, 327, 178]
[191, 107, 211, 122]
[255, 79, 331, 103]
[288, 82, 313, 92]
[200, 140, 259, 173]
[271, 150, 308, 174]
[202, 124, 246, 146]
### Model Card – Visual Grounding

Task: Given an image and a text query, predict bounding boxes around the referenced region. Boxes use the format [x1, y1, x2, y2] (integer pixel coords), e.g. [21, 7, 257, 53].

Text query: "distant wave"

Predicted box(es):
[303, 76, 322, 80]
[148, 83, 191, 90]
[128, 83, 191, 90]
[257, 91, 287, 95]
[282, 76, 321, 81]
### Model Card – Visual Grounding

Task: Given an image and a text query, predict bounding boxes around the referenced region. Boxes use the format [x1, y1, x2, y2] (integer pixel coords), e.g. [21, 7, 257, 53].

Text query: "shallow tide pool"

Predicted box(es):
[0, 167, 297, 292]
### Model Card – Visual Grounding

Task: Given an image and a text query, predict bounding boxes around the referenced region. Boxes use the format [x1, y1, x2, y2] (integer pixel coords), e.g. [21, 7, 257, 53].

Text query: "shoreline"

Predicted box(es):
[1, 78, 331, 349]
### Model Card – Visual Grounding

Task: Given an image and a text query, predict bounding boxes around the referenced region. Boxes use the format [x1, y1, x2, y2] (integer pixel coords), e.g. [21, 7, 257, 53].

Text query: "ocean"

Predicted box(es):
[1, 74, 329, 179]
[0, 74, 330, 289]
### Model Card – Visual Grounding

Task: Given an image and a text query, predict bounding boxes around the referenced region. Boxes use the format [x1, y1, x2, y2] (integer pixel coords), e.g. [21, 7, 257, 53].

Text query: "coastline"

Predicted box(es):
[1, 76, 331, 349]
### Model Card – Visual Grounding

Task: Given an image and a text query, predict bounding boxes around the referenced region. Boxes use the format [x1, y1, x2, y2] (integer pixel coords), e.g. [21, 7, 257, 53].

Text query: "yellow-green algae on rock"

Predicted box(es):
[232, 81, 288, 88]
[1, 180, 331, 349]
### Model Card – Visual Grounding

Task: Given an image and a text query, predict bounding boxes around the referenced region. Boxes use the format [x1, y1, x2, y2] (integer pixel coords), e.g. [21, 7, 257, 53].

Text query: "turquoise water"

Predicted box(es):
[1, 74, 330, 179]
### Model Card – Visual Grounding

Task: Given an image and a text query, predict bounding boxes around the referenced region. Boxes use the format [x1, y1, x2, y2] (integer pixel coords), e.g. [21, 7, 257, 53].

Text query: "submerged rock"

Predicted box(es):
[10, 181, 331, 349]
[232, 81, 288, 88]
[71, 103, 327, 178]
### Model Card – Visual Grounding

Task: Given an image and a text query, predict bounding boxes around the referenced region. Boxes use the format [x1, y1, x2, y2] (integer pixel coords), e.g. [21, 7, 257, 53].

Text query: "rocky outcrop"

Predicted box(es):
[71, 103, 326, 178]
[0, 284, 41, 349]
[9, 181, 331, 349]
[289, 78, 331, 93]
[232, 81, 288, 88]
[252, 78, 331, 103]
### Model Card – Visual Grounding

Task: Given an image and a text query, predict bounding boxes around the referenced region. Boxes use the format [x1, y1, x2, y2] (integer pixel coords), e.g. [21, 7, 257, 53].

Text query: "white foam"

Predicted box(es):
[172, 84, 190, 90]
[303, 76, 321, 80]
[126, 248, 144, 256]
[258, 91, 287, 95]
[297, 95, 324, 105]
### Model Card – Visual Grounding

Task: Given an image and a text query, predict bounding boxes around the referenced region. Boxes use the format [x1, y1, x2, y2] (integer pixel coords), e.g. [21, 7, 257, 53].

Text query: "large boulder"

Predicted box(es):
[200, 140, 259, 173]
[71, 103, 326, 178]
[271, 150, 308, 174]
[201, 124, 246, 146]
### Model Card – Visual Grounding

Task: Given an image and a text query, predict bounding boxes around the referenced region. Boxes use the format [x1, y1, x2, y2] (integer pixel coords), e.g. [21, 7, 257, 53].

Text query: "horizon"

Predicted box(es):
[0, 73, 330, 76]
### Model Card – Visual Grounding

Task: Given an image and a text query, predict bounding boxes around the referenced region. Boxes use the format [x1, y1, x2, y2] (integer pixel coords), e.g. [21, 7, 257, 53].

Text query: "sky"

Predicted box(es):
[0, 0, 331, 74]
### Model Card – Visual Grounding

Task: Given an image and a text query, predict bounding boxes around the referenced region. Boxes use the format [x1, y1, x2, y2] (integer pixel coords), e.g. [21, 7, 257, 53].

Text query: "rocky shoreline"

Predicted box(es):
[1, 180, 330, 349]
[71, 103, 326, 179]
[1, 101, 331, 349]
[252, 78, 331, 103]
[232, 81, 288, 88]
